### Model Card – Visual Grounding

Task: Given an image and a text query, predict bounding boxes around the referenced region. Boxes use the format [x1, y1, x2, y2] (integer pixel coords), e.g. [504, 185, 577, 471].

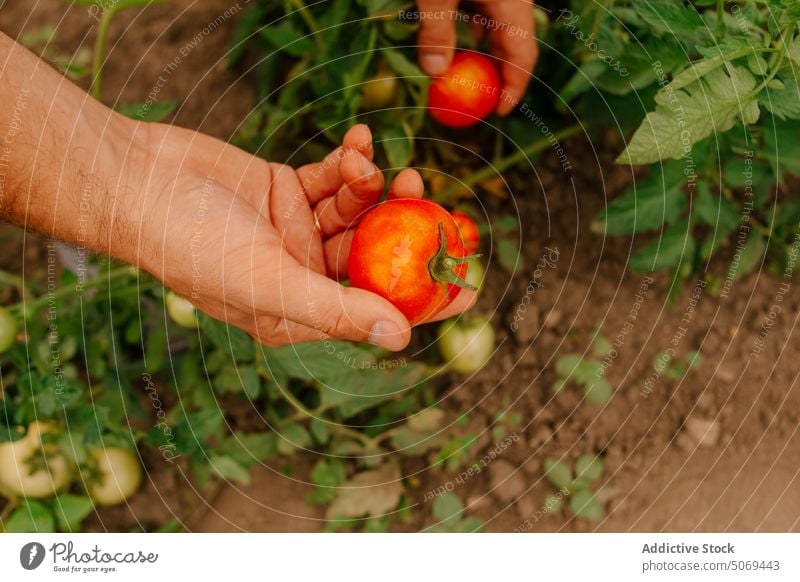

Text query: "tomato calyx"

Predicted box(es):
[428, 223, 480, 292]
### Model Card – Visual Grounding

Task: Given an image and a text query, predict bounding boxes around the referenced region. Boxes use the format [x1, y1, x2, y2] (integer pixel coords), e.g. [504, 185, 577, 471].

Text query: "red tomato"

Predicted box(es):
[428, 52, 501, 128]
[349, 199, 473, 324]
[451, 211, 480, 255]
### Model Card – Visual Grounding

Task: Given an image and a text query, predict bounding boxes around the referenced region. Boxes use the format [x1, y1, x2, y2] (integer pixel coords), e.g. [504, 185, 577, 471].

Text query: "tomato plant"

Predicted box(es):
[349, 198, 474, 324]
[428, 52, 501, 128]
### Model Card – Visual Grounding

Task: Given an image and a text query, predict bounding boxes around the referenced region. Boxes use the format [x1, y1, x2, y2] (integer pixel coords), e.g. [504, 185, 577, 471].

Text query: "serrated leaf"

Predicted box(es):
[634, 0, 703, 35]
[759, 77, 800, 120]
[543, 458, 572, 489]
[326, 464, 403, 519]
[668, 46, 751, 91]
[199, 314, 254, 362]
[630, 220, 695, 272]
[594, 161, 687, 234]
[617, 66, 759, 165]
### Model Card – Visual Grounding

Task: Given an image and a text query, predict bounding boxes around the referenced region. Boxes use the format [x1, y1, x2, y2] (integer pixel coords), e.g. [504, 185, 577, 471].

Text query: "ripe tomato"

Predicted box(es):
[166, 291, 199, 328]
[451, 211, 480, 255]
[437, 316, 495, 373]
[428, 52, 501, 128]
[349, 199, 474, 324]
[87, 447, 143, 505]
[361, 63, 398, 110]
[0, 422, 71, 498]
[0, 306, 18, 353]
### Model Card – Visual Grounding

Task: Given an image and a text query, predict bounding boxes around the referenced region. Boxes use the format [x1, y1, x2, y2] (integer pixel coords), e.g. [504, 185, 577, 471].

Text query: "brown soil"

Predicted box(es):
[2, 0, 798, 533]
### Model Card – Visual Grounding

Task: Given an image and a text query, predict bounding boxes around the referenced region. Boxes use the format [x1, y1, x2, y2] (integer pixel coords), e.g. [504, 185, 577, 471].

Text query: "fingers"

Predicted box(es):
[387, 168, 425, 200]
[297, 124, 374, 204]
[264, 259, 411, 351]
[313, 150, 385, 236]
[268, 163, 326, 273]
[417, 0, 460, 75]
[486, 1, 538, 115]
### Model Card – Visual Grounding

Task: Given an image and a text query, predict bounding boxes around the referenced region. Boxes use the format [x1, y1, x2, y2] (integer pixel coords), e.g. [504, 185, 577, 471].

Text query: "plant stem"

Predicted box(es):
[90, 5, 117, 100]
[716, 0, 725, 34]
[439, 124, 583, 199]
[288, 0, 325, 51]
[7, 265, 135, 317]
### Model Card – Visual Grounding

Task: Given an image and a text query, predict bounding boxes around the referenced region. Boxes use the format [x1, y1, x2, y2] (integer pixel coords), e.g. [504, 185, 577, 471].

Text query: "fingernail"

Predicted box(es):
[368, 320, 406, 351]
[422, 54, 448, 75]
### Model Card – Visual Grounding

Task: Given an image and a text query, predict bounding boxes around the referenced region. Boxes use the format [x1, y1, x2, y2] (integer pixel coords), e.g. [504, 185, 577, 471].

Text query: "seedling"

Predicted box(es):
[552, 330, 615, 404]
[654, 350, 702, 381]
[543, 454, 605, 521]
[424, 492, 483, 532]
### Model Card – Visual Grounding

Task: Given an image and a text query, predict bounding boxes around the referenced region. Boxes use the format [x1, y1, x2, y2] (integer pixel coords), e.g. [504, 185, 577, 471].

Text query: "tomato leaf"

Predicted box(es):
[326, 463, 403, 519]
[51, 494, 94, 533]
[3, 500, 56, 533]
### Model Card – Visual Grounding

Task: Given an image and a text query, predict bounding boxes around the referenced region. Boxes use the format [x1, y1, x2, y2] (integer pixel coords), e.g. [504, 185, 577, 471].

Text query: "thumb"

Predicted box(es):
[272, 260, 411, 351]
[416, 0, 460, 75]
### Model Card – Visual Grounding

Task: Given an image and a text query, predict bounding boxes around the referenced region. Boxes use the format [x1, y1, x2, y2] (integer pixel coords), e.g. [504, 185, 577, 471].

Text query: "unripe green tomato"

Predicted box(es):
[0, 422, 71, 498]
[0, 306, 18, 353]
[87, 447, 143, 506]
[464, 258, 486, 291]
[437, 316, 495, 373]
[165, 291, 199, 328]
[361, 68, 398, 110]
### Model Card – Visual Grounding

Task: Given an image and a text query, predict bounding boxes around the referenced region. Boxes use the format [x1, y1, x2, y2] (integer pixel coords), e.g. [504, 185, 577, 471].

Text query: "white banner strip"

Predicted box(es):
[1, 533, 798, 581]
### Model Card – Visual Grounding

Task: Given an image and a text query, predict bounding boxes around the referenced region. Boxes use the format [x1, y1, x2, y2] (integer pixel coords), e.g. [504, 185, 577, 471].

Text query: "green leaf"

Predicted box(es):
[383, 48, 428, 85]
[432, 492, 464, 527]
[569, 489, 605, 520]
[668, 46, 752, 91]
[307, 458, 347, 504]
[260, 24, 313, 57]
[617, 66, 760, 165]
[3, 500, 56, 533]
[326, 464, 403, 519]
[730, 230, 765, 280]
[634, 0, 703, 35]
[240, 366, 261, 400]
[310, 418, 330, 444]
[759, 77, 800, 120]
[555, 354, 583, 379]
[52, 494, 94, 532]
[543, 458, 572, 489]
[199, 313, 254, 362]
[585, 378, 614, 404]
[695, 185, 740, 260]
[276, 422, 312, 456]
[381, 125, 413, 169]
[629, 220, 696, 272]
[593, 335, 613, 357]
[209, 455, 251, 485]
[496, 238, 520, 272]
[116, 100, 177, 122]
[786, 38, 800, 67]
[593, 161, 687, 234]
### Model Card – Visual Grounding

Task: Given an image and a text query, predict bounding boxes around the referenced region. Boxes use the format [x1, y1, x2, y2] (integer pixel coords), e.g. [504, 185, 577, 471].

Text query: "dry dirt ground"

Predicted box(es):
[1, 0, 798, 532]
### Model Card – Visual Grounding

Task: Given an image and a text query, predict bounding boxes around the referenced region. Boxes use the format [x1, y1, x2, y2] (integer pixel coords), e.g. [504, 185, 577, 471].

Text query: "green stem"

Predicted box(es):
[90, 5, 117, 99]
[752, 27, 791, 96]
[439, 124, 582, 199]
[288, 0, 324, 51]
[280, 385, 379, 450]
[7, 265, 135, 317]
[716, 0, 725, 34]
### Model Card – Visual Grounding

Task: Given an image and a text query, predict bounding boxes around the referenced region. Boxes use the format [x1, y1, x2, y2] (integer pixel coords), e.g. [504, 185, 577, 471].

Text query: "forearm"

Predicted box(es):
[0, 30, 148, 261]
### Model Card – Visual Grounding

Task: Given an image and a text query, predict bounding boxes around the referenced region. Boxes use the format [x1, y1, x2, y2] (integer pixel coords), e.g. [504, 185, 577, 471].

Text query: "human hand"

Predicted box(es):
[416, 0, 538, 115]
[129, 123, 475, 350]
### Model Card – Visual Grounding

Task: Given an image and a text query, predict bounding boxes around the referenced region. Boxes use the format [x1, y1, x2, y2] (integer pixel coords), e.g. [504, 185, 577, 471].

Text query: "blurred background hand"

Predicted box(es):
[416, 0, 538, 114]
